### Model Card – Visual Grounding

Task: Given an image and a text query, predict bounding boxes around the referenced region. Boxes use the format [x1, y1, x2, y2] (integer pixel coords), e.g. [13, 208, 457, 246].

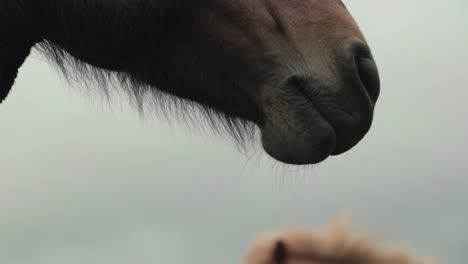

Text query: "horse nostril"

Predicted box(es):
[348, 43, 380, 103]
[273, 240, 287, 264]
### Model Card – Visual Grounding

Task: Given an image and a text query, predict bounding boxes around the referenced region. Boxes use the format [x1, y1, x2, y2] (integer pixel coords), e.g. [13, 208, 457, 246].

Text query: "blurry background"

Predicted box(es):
[1, 1, 467, 263]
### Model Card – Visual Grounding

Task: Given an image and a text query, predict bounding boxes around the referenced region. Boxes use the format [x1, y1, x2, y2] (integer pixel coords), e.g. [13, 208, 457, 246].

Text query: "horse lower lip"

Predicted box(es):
[289, 86, 341, 157]
[260, 98, 338, 165]
[299, 101, 339, 162]
[262, 77, 367, 164]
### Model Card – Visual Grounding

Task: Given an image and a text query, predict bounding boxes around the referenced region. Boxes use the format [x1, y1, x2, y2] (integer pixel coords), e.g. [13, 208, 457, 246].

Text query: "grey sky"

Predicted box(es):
[1, 1, 467, 263]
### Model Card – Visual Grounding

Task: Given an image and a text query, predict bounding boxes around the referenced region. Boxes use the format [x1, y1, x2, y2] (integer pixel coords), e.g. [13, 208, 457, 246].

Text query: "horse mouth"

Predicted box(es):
[258, 41, 379, 165]
[259, 74, 375, 165]
[260, 82, 338, 165]
[272, 240, 349, 264]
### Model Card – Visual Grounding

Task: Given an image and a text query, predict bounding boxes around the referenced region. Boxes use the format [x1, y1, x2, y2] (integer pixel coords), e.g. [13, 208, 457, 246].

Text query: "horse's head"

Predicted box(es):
[243, 218, 436, 264]
[0, 0, 378, 165]
[173, 0, 379, 165]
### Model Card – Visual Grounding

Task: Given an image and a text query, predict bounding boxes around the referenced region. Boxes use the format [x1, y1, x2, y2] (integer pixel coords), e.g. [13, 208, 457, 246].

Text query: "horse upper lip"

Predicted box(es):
[298, 86, 338, 130]
[295, 80, 370, 155]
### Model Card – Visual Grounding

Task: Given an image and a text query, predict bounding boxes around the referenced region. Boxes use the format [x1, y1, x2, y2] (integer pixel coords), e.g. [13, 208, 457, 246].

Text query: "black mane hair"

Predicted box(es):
[22, 0, 258, 145]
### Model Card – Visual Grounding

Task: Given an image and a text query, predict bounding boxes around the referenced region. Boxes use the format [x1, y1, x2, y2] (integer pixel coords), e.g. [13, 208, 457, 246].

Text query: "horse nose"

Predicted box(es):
[345, 42, 380, 103]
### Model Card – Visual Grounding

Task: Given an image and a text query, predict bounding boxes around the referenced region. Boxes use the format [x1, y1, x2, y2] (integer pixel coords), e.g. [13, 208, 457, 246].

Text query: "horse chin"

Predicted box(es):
[259, 109, 337, 165]
[257, 85, 373, 165]
[259, 100, 373, 165]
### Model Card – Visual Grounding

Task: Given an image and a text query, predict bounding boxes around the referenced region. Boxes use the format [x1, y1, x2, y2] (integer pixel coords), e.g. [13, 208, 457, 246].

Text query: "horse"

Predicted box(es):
[0, 0, 380, 165]
[245, 215, 437, 264]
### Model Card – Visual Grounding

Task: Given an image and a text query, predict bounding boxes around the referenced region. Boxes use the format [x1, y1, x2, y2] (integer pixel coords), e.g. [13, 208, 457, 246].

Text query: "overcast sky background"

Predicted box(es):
[1, 1, 467, 263]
